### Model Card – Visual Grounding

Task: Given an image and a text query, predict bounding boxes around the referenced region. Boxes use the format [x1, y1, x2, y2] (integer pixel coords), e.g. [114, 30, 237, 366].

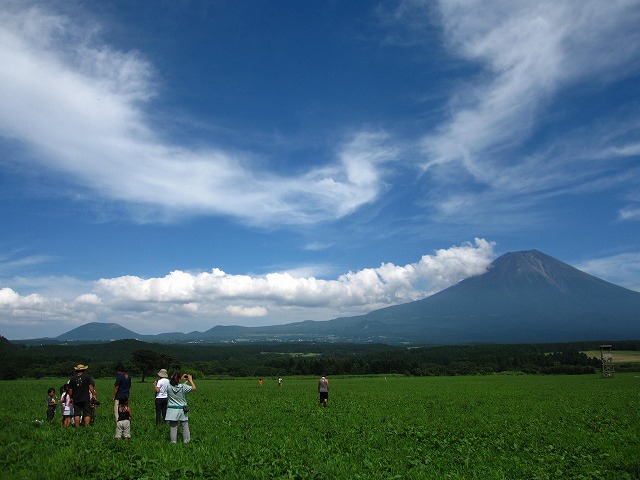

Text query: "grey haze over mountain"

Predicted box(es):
[48, 250, 640, 344]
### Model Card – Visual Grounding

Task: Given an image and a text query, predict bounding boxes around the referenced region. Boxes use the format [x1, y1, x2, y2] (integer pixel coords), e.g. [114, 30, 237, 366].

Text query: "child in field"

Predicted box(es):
[46, 388, 57, 422]
[114, 395, 132, 441]
[60, 383, 74, 428]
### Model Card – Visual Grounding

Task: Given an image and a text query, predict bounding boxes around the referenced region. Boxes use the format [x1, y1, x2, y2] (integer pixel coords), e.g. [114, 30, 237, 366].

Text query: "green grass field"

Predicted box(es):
[2, 374, 639, 479]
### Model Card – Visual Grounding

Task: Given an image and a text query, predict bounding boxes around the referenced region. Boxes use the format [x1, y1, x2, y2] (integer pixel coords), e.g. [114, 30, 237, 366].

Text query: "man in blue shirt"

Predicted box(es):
[113, 364, 131, 421]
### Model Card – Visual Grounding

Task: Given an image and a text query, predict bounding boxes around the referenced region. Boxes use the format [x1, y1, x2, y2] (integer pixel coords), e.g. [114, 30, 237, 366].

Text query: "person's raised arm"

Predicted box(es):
[184, 374, 196, 391]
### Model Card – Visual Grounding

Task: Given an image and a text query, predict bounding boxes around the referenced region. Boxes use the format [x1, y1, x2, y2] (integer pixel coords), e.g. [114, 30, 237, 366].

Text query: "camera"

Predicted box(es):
[90, 399, 101, 406]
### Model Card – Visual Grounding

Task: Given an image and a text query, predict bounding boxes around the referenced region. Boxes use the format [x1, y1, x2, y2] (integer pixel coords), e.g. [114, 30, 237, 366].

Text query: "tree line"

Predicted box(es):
[2, 336, 638, 380]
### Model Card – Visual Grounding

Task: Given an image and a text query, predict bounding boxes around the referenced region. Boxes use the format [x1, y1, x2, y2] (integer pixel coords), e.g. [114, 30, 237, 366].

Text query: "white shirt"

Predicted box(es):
[156, 378, 170, 399]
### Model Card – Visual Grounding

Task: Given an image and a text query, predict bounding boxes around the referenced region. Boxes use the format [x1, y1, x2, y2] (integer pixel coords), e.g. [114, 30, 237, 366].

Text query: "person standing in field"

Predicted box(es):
[88, 388, 98, 425]
[114, 395, 132, 441]
[154, 368, 170, 425]
[46, 387, 57, 422]
[165, 372, 196, 444]
[113, 364, 131, 422]
[318, 375, 329, 407]
[68, 364, 98, 427]
[60, 383, 73, 428]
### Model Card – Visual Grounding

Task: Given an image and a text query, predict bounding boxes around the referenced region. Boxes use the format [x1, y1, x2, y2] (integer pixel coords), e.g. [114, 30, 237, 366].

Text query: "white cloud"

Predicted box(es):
[0, 288, 20, 305]
[0, 287, 45, 308]
[397, 0, 640, 221]
[94, 238, 494, 308]
[608, 143, 640, 158]
[73, 293, 102, 306]
[303, 242, 334, 252]
[0, 4, 396, 226]
[0, 251, 57, 277]
[620, 208, 640, 221]
[0, 239, 495, 337]
[226, 305, 268, 317]
[424, 0, 640, 166]
[576, 253, 640, 293]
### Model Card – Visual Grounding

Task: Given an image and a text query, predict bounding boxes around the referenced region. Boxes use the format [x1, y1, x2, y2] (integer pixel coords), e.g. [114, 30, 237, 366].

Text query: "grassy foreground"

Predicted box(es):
[2, 374, 639, 479]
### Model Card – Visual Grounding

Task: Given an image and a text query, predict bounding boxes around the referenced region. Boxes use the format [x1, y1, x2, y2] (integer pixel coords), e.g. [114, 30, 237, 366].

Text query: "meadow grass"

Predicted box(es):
[2, 373, 639, 479]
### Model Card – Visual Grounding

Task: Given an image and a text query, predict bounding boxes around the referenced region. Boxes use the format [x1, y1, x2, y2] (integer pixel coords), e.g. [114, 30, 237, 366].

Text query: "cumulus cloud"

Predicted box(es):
[73, 293, 102, 306]
[0, 3, 396, 226]
[94, 238, 494, 308]
[0, 239, 495, 337]
[0, 286, 99, 327]
[0, 287, 45, 308]
[0, 288, 20, 305]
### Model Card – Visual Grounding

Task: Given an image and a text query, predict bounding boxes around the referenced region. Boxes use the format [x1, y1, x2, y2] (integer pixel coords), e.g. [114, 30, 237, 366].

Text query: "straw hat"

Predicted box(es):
[74, 364, 88, 371]
[157, 368, 169, 378]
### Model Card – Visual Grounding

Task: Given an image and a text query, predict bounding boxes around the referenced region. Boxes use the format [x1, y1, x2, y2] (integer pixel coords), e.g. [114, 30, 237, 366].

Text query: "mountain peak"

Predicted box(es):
[473, 249, 603, 293]
[492, 249, 569, 275]
[55, 322, 141, 341]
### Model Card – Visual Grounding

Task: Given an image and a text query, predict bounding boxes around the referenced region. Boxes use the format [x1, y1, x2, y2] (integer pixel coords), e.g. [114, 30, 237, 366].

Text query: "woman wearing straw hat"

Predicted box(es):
[154, 368, 170, 425]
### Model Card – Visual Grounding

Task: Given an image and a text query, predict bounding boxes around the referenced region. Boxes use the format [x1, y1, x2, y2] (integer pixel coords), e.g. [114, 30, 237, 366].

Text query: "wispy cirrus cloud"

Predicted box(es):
[0, 251, 55, 275]
[619, 208, 640, 221]
[0, 3, 396, 227]
[384, 0, 640, 226]
[576, 252, 640, 293]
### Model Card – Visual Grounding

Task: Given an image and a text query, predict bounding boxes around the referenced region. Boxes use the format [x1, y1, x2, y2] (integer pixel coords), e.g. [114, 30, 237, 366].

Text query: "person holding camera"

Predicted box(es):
[165, 372, 196, 444]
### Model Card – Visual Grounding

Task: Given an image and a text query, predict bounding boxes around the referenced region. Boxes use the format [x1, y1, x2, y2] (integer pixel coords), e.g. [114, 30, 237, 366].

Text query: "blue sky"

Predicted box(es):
[1, 0, 639, 340]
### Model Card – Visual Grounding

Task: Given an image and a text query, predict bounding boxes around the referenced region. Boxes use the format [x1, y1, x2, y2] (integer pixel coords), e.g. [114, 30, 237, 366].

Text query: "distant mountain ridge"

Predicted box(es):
[25, 250, 640, 344]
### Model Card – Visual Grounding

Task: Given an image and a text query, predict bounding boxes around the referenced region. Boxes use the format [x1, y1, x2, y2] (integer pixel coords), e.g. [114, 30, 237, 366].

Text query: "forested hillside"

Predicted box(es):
[3, 337, 638, 379]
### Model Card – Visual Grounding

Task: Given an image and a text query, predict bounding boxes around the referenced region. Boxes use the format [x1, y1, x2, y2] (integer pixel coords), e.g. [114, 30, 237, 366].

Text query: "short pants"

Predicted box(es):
[73, 401, 92, 417]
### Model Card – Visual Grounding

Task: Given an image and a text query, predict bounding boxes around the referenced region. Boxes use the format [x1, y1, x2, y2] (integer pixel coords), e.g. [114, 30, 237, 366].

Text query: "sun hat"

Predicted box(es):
[74, 364, 88, 371]
[157, 368, 169, 378]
